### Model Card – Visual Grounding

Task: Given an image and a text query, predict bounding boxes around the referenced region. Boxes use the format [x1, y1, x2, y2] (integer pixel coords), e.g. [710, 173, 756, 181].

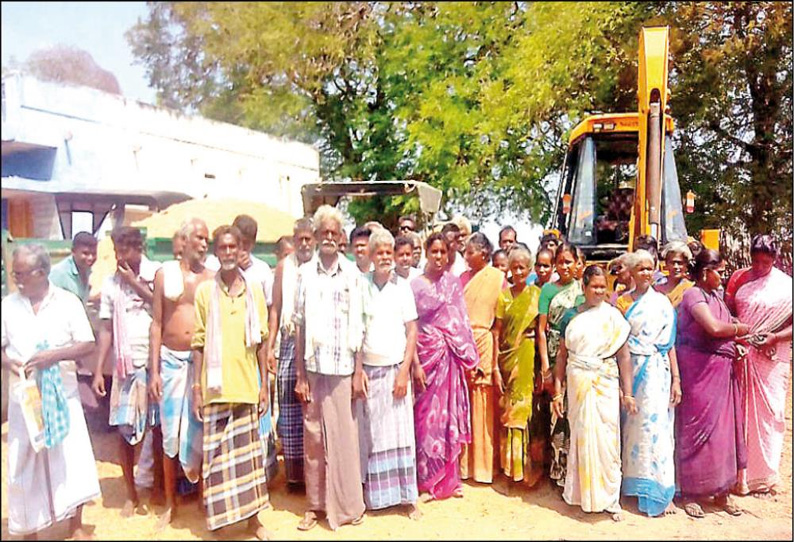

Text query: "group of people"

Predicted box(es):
[1, 207, 790, 539]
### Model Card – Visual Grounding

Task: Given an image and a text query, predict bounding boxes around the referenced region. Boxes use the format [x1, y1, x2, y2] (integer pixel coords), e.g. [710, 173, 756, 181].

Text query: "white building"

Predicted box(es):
[1, 72, 320, 239]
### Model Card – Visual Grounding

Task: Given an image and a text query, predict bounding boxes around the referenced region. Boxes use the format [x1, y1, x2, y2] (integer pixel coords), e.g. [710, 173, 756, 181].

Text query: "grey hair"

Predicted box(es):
[312, 205, 344, 233]
[626, 249, 655, 270]
[405, 231, 422, 246]
[368, 228, 395, 253]
[661, 241, 692, 261]
[12, 244, 51, 275]
[293, 217, 313, 234]
[508, 246, 533, 267]
[177, 217, 206, 240]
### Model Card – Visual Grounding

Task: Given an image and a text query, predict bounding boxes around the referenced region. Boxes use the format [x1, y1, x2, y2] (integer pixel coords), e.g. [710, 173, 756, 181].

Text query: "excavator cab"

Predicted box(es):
[552, 26, 689, 263]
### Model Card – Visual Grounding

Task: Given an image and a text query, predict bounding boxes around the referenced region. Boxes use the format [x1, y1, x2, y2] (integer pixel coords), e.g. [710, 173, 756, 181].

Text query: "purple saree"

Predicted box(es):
[675, 287, 747, 498]
[411, 271, 479, 500]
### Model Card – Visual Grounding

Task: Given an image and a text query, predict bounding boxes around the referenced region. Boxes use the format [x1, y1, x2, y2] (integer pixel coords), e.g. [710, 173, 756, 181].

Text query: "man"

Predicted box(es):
[498, 226, 518, 253]
[171, 231, 186, 261]
[148, 218, 214, 530]
[49, 231, 97, 306]
[191, 225, 271, 540]
[2, 244, 101, 540]
[350, 226, 373, 274]
[405, 231, 424, 269]
[231, 214, 278, 480]
[394, 236, 422, 282]
[397, 215, 417, 237]
[275, 235, 295, 262]
[266, 218, 316, 491]
[442, 223, 467, 277]
[92, 226, 161, 516]
[353, 229, 421, 519]
[294, 205, 366, 531]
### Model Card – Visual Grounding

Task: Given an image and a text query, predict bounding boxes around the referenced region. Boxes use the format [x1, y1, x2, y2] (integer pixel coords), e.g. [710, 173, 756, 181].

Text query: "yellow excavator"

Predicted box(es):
[551, 26, 718, 263]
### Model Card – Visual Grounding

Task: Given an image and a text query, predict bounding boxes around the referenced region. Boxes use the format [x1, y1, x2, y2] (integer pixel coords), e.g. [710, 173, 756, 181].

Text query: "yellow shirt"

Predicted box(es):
[192, 279, 268, 405]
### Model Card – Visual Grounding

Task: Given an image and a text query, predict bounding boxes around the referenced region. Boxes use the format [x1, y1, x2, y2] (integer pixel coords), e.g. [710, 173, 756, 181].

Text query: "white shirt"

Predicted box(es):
[1, 283, 95, 390]
[361, 273, 418, 366]
[99, 257, 160, 368]
[450, 255, 468, 277]
[396, 267, 423, 284]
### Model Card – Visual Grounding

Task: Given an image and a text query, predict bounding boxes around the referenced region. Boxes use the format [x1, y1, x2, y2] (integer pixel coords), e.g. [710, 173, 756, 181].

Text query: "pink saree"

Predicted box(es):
[731, 267, 792, 492]
[411, 271, 480, 500]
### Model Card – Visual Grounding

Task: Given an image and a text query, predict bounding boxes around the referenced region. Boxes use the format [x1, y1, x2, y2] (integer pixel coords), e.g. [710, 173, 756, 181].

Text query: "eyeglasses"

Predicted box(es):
[399, 225, 415, 232]
[11, 268, 43, 280]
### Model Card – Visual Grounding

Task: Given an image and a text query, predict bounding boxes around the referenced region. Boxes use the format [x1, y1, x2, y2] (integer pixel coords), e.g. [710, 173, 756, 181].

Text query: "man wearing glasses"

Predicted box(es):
[2, 244, 101, 539]
[398, 215, 417, 235]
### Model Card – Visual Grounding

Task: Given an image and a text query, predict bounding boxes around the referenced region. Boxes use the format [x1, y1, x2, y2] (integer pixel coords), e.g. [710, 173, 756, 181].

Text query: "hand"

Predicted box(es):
[3, 357, 24, 378]
[412, 362, 427, 393]
[551, 394, 565, 419]
[24, 350, 57, 376]
[295, 372, 311, 404]
[116, 262, 137, 286]
[266, 350, 278, 375]
[148, 371, 163, 403]
[670, 379, 682, 406]
[192, 387, 204, 422]
[393, 367, 410, 399]
[749, 332, 777, 348]
[622, 394, 638, 415]
[735, 322, 750, 337]
[92, 373, 107, 397]
[353, 369, 369, 400]
[494, 370, 505, 395]
[258, 385, 269, 415]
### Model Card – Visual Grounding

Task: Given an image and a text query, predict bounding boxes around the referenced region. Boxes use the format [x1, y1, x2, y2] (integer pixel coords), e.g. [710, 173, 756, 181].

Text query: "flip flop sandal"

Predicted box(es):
[351, 513, 366, 526]
[297, 514, 318, 531]
[684, 502, 705, 519]
[722, 500, 743, 516]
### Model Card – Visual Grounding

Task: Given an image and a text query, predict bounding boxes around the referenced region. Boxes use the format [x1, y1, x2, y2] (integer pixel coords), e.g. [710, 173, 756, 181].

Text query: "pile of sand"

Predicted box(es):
[89, 198, 299, 295]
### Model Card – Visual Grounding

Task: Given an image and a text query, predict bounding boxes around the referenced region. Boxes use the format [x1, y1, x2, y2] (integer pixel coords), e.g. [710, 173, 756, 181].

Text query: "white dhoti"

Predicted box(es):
[7, 368, 102, 535]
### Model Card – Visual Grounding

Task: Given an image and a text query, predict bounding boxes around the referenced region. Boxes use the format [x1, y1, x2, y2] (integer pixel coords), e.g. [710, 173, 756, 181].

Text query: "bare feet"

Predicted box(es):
[70, 527, 94, 540]
[715, 494, 742, 516]
[452, 486, 464, 498]
[407, 503, 423, 520]
[664, 502, 678, 516]
[419, 492, 435, 503]
[248, 516, 271, 541]
[120, 499, 138, 518]
[351, 512, 365, 526]
[611, 512, 624, 522]
[752, 488, 777, 500]
[155, 507, 174, 532]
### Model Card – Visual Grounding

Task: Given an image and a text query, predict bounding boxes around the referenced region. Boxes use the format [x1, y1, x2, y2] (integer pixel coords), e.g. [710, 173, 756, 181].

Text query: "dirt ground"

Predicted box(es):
[2, 391, 791, 541]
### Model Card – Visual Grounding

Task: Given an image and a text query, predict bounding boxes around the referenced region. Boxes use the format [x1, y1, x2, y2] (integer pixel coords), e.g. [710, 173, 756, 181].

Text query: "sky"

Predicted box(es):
[0, 1, 548, 246]
[1, 1, 156, 103]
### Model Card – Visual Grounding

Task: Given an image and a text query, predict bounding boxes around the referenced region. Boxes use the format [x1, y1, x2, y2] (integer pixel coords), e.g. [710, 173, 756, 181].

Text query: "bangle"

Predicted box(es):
[623, 394, 634, 399]
[192, 383, 202, 390]
[732, 323, 739, 336]
[552, 393, 563, 402]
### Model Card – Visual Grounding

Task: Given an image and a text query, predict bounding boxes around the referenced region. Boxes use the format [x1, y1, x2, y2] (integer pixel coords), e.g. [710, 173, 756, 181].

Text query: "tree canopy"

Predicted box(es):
[127, 1, 792, 236]
[14, 45, 122, 95]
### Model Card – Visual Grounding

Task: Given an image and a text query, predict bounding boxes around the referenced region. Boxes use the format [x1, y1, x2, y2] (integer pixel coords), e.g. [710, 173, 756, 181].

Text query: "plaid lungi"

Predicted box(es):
[276, 336, 304, 484]
[355, 363, 418, 510]
[109, 366, 158, 445]
[158, 346, 203, 481]
[202, 403, 269, 531]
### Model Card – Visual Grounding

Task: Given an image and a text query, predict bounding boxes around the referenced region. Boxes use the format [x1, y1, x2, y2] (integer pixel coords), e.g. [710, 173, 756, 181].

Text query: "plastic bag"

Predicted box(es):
[13, 372, 46, 453]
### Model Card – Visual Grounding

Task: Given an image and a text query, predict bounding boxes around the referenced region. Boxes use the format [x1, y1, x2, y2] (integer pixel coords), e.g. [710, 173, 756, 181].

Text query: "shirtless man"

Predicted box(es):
[148, 218, 214, 529]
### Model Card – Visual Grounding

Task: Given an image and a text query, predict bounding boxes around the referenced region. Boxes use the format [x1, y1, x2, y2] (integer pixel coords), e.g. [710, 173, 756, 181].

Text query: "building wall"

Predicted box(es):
[1, 73, 320, 219]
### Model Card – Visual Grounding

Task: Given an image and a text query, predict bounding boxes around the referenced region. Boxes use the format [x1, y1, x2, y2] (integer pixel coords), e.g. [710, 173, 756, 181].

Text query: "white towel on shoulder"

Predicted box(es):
[162, 260, 184, 301]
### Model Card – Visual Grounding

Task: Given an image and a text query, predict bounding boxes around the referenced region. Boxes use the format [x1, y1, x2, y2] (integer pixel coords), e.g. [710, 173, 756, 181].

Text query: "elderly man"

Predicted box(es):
[498, 226, 518, 253]
[148, 218, 214, 529]
[353, 229, 420, 519]
[294, 205, 366, 531]
[266, 218, 315, 491]
[2, 245, 101, 540]
[191, 225, 271, 540]
[49, 231, 97, 306]
[92, 226, 161, 516]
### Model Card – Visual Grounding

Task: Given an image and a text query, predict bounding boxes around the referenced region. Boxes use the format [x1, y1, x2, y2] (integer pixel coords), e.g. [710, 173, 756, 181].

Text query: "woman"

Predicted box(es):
[537, 242, 583, 487]
[492, 249, 509, 279]
[459, 232, 505, 484]
[655, 242, 694, 308]
[608, 253, 634, 308]
[617, 250, 681, 517]
[551, 265, 635, 520]
[675, 249, 750, 518]
[411, 232, 480, 500]
[725, 235, 792, 497]
[493, 247, 540, 484]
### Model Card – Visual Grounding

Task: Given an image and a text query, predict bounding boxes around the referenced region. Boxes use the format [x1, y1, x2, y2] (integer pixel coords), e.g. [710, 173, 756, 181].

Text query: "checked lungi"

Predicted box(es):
[109, 366, 158, 445]
[202, 403, 269, 531]
[276, 335, 304, 484]
[355, 364, 418, 510]
[159, 346, 203, 481]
